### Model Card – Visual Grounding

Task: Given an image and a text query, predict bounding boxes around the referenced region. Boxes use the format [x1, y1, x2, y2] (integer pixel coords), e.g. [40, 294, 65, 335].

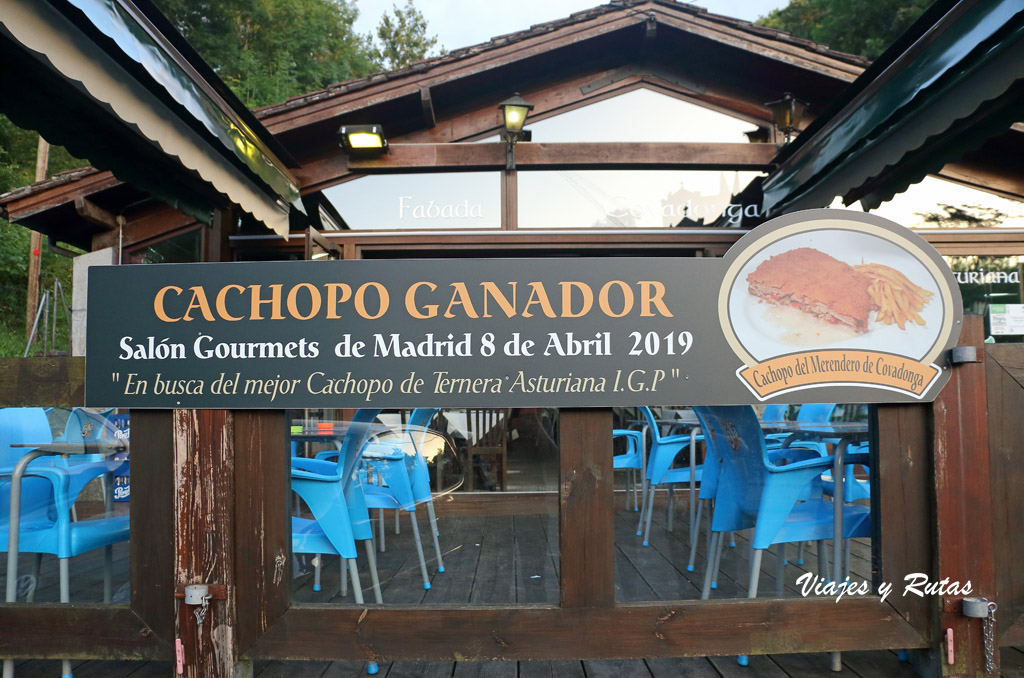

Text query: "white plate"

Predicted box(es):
[728, 229, 944, 363]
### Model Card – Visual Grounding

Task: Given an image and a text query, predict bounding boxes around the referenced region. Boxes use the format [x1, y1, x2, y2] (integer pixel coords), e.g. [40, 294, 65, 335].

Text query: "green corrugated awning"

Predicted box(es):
[0, 0, 301, 237]
[762, 0, 1024, 216]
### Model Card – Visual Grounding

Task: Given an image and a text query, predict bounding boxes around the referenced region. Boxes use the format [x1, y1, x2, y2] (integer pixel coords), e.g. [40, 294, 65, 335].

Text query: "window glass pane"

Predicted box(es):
[527, 88, 759, 143]
[323, 173, 500, 230]
[518, 170, 763, 228]
[289, 408, 558, 607]
[1, 406, 130, 606]
[868, 176, 1024, 229]
[945, 255, 1023, 341]
[127, 227, 201, 264]
[614, 405, 876, 603]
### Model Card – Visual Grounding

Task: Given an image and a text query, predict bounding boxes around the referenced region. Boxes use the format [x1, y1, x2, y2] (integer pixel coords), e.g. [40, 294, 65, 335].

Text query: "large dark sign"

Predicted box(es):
[86, 210, 962, 408]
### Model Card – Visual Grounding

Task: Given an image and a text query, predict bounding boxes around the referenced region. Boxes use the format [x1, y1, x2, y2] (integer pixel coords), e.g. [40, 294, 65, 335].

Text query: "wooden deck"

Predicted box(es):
[288, 494, 871, 606]
[8, 647, 1024, 677]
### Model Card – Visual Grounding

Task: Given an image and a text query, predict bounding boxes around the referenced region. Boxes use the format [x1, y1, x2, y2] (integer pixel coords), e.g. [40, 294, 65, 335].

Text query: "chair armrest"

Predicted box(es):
[314, 450, 339, 462]
[291, 467, 341, 482]
[768, 451, 871, 473]
[768, 447, 821, 466]
[361, 443, 404, 461]
[291, 457, 337, 476]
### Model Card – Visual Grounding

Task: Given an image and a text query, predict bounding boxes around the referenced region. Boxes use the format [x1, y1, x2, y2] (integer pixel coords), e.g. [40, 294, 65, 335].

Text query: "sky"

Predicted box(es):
[353, 1, 788, 52]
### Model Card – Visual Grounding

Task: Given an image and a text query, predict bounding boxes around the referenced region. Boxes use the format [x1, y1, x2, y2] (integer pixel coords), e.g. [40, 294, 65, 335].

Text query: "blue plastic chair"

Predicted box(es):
[1, 407, 129, 678]
[694, 405, 871, 598]
[1, 407, 128, 586]
[290, 409, 383, 605]
[357, 408, 444, 589]
[613, 429, 644, 512]
[638, 406, 703, 547]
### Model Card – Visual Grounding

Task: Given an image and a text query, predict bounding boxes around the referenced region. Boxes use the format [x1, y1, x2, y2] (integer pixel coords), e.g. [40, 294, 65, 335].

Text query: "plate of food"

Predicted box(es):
[727, 229, 944, 362]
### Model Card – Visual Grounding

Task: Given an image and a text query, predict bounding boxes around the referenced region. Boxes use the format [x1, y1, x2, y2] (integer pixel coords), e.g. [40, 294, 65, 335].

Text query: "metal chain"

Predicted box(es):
[193, 594, 211, 629]
[983, 601, 998, 673]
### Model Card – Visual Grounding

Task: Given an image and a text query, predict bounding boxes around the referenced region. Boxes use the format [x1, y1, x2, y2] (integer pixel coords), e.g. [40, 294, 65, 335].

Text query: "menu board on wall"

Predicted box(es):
[989, 303, 1024, 335]
[85, 210, 963, 408]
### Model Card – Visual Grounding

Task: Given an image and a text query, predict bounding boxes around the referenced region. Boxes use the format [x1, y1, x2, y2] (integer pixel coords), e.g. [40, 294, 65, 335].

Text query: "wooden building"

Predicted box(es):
[1, 0, 1023, 676]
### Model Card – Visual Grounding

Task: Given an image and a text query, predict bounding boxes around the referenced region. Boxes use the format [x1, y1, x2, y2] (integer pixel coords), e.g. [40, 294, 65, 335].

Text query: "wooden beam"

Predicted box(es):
[249, 598, 925, 661]
[304, 142, 775, 184]
[0, 357, 84, 407]
[419, 86, 436, 128]
[130, 410, 176, 647]
[559, 409, 614, 608]
[233, 411, 290, 656]
[173, 410, 248, 677]
[74, 197, 121, 230]
[0, 607, 167, 660]
[876, 403, 934, 642]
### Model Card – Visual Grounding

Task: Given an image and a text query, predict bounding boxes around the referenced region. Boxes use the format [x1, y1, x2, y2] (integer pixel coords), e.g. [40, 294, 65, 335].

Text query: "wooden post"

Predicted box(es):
[559, 408, 614, 607]
[173, 409, 250, 678]
[25, 136, 48, 342]
[501, 169, 517, 230]
[932, 315, 999, 677]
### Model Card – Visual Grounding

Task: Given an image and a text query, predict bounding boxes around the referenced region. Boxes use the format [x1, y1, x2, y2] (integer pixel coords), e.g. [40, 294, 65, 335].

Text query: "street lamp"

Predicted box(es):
[765, 92, 807, 143]
[338, 124, 388, 154]
[498, 93, 534, 170]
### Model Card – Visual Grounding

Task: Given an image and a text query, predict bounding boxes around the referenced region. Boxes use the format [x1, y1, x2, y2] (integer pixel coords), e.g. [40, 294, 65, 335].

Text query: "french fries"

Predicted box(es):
[854, 263, 933, 330]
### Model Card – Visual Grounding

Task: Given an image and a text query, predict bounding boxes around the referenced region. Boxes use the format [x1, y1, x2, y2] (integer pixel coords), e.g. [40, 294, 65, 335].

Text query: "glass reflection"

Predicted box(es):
[613, 405, 875, 603]
[323, 173, 500, 230]
[518, 169, 762, 228]
[1, 407, 130, 605]
[289, 410, 559, 606]
[946, 255, 1023, 342]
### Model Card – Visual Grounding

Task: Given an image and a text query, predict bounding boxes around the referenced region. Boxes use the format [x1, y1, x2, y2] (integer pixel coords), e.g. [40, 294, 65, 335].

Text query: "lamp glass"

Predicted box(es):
[347, 132, 385, 149]
[498, 93, 534, 135]
[503, 105, 530, 133]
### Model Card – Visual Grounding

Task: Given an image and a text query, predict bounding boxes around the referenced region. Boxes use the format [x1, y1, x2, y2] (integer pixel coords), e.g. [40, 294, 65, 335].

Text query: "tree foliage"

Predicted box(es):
[368, 0, 440, 71]
[916, 203, 1007, 229]
[0, 118, 82, 355]
[154, 0, 376, 107]
[757, 0, 930, 60]
[0, 0, 440, 354]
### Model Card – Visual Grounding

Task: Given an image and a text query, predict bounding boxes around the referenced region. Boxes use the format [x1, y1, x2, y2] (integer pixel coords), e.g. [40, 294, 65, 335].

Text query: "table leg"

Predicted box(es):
[831, 437, 848, 672]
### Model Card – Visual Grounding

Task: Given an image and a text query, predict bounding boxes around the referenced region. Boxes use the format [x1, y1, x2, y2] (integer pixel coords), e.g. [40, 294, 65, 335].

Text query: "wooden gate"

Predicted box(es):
[985, 344, 1024, 647]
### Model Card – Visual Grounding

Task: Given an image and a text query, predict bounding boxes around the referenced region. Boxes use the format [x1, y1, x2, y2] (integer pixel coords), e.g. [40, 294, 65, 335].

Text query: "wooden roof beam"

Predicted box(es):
[74, 197, 123, 230]
[297, 142, 776, 187]
[420, 86, 436, 128]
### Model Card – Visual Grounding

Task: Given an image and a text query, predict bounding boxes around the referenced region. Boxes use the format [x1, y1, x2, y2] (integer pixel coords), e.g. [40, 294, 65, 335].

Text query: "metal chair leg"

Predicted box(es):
[701, 531, 720, 599]
[349, 559, 364, 605]
[686, 498, 705, 572]
[408, 512, 431, 590]
[775, 543, 786, 597]
[104, 545, 113, 603]
[26, 553, 42, 603]
[364, 540, 383, 604]
[666, 486, 674, 531]
[426, 501, 445, 573]
[642, 484, 659, 546]
[711, 528, 725, 590]
[60, 557, 73, 678]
